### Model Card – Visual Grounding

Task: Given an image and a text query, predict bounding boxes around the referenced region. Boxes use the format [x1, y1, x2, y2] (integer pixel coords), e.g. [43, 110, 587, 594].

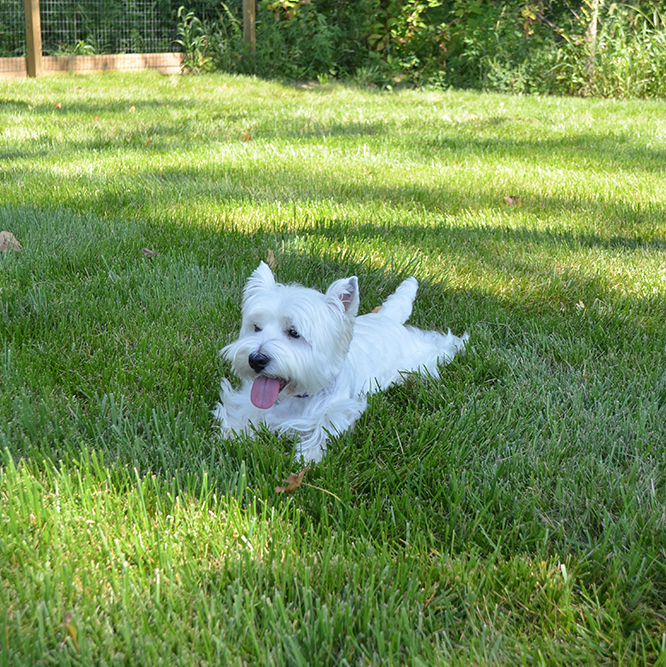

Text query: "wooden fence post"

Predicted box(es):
[24, 0, 43, 77]
[243, 0, 256, 52]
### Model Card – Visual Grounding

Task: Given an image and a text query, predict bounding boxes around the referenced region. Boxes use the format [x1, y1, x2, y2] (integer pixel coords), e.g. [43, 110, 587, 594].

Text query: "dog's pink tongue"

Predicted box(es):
[251, 376, 281, 409]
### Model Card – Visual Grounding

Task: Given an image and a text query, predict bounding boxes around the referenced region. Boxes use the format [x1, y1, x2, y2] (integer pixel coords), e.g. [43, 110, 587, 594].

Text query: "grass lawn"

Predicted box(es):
[1, 70, 665, 664]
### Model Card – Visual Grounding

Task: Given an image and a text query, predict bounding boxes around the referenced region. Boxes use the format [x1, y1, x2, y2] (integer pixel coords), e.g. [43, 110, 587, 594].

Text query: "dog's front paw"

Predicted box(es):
[296, 445, 325, 464]
[212, 401, 231, 433]
[295, 429, 328, 463]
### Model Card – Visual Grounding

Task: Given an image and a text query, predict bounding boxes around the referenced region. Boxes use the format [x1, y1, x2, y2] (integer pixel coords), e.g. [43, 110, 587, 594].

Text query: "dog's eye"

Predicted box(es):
[253, 325, 262, 333]
[288, 327, 300, 339]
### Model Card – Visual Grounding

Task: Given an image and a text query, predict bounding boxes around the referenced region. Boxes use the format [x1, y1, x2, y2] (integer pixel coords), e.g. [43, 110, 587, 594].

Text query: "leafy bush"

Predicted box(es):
[206, 0, 375, 80]
[252, 0, 343, 79]
[178, 0, 666, 98]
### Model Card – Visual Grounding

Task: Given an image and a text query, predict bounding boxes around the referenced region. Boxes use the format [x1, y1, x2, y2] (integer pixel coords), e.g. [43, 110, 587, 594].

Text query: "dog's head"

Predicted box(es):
[223, 262, 359, 408]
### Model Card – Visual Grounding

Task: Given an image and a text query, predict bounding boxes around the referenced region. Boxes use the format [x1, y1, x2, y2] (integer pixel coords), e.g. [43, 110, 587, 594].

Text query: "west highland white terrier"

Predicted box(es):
[214, 262, 468, 462]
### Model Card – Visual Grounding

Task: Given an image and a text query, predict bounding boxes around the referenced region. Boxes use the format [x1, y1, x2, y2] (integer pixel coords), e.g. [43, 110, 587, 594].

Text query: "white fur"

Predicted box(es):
[214, 262, 468, 462]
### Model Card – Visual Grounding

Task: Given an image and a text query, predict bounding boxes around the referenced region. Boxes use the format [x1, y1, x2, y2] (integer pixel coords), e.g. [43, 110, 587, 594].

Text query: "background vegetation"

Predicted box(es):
[0, 70, 665, 663]
[2, 0, 666, 96]
[179, 0, 666, 97]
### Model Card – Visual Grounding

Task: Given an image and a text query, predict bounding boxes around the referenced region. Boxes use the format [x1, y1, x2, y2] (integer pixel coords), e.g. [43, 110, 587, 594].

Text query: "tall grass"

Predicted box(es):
[553, 4, 666, 98]
[0, 71, 665, 663]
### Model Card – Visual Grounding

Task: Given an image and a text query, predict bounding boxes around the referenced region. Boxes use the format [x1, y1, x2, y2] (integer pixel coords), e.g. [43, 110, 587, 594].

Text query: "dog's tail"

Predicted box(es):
[376, 277, 418, 324]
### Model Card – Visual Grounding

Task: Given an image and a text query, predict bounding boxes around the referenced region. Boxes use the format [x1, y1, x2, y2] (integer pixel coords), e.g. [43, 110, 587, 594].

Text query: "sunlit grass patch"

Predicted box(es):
[0, 71, 665, 664]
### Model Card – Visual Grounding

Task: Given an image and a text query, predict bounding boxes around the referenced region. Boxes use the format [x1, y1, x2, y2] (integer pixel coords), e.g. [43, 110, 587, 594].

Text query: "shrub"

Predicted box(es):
[178, 0, 666, 98]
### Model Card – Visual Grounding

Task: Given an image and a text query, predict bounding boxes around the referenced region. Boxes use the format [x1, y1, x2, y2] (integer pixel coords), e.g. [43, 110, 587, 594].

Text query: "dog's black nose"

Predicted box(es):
[248, 352, 270, 373]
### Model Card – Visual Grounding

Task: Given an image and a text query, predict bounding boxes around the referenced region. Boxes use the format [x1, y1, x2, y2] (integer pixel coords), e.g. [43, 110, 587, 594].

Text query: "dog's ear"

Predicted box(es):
[245, 261, 276, 296]
[326, 276, 359, 318]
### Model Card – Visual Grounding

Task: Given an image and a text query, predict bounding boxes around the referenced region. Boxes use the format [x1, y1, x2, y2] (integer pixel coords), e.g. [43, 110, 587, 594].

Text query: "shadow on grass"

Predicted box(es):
[300, 215, 666, 253]
[9, 158, 664, 247]
[418, 130, 666, 173]
[1, 202, 665, 589]
[0, 120, 388, 163]
[3, 95, 666, 173]
[5, 98, 199, 116]
[3, 161, 665, 348]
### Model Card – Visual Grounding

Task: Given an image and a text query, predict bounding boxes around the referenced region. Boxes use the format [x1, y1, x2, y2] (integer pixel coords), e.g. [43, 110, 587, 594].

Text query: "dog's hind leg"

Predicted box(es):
[376, 277, 418, 324]
[406, 327, 469, 372]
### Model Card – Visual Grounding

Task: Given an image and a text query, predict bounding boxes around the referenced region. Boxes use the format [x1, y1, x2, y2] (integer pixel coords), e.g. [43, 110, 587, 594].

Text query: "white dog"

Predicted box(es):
[214, 262, 468, 462]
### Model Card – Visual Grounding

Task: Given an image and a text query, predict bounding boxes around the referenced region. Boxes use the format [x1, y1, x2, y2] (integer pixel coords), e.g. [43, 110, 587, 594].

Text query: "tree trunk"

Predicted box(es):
[585, 0, 603, 93]
[243, 0, 256, 53]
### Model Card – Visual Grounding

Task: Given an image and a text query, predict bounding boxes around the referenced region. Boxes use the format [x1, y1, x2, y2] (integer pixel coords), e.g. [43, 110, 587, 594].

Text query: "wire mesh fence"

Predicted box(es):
[0, 0, 188, 76]
[0, 0, 26, 58]
[40, 0, 177, 55]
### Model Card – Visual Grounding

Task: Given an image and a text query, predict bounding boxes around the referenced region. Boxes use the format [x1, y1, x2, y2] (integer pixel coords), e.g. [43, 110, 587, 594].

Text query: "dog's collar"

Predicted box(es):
[294, 374, 341, 400]
[274, 392, 308, 405]
[284, 375, 341, 402]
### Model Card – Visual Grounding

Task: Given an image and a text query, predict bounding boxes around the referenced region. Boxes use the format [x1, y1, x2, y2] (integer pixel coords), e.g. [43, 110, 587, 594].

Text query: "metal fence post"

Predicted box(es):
[24, 0, 43, 77]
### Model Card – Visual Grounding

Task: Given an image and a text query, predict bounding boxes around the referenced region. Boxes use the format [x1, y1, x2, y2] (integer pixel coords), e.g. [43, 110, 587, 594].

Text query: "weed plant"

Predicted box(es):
[0, 72, 665, 664]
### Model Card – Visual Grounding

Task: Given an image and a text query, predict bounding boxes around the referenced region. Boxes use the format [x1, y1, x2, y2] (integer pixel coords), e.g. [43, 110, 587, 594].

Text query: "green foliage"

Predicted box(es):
[176, 6, 214, 73]
[205, 3, 247, 73]
[253, 0, 343, 79]
[365, 0, 447, 84]
[201, 0, 374, 80]
[553, 3, 666, 97]
[3, 0, 666, 95]
[53, 38, 97, 57]
[179, 0, 666, 97]
[434, 1, 552, 93]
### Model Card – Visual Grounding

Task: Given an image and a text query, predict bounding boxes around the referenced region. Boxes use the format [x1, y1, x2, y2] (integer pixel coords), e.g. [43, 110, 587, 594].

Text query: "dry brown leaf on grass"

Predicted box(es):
[54, 102, 62, 109]
[241, 129, 252, 142]
[266, 249, 277, 270]
[371, 305, 382, 313]
[502, 195, 522, 207]
[275, 466, 310, 494]
[62, 611, 79, 649]
[0, 231, 20, 253]
[141, 247, 157, 258]
[129, 105, 136, 113]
